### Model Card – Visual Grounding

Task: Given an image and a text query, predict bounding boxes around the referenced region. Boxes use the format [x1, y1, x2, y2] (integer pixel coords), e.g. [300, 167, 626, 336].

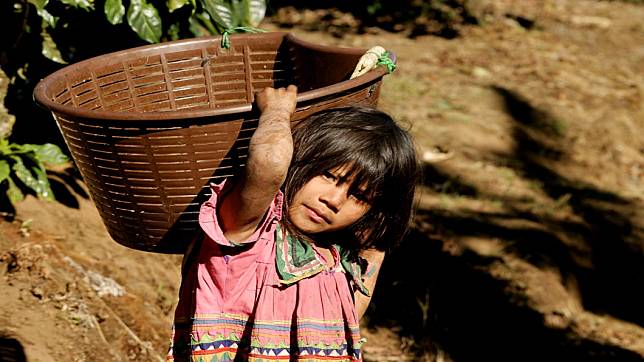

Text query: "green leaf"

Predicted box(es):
[200, 0, 234, 29]
[27, 0, 47, 12]
[168, 0, 189, 13]
[32, 164, 55, 201]
[21, 144, 69, 165]
[127, 0, 162, 43]
[7, 177, 25, 203]
[0, 139, 10, 154]
[59, 0, 94, 11]
[28, 0, 58, 28]
[41, 27, 67, 64]
[11, 156, 39, 193]
[167, 22, 180, 40]
[230, 0, 243, 26]
[10, 156, 54, 201]
[243, 0, 266, 27]
[0, 160, 9, 183]
[190, 12, 218, 35]
[105, 0, 125, 24]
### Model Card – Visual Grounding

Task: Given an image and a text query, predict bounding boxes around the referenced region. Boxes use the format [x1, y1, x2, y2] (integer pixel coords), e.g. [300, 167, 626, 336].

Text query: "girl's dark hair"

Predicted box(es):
[282, 106, 420, 252]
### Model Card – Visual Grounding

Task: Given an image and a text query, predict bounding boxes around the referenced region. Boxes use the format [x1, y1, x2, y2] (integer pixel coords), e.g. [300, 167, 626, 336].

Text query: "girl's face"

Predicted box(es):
[288, 165, 371, 235]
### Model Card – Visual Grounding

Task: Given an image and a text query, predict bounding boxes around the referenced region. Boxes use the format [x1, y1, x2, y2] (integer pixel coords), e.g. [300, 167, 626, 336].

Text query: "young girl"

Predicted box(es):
[168, 86, 419, 362]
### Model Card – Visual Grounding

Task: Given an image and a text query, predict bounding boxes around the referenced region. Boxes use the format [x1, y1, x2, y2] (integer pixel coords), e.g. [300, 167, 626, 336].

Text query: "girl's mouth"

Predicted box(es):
[305, 206, 328, 224]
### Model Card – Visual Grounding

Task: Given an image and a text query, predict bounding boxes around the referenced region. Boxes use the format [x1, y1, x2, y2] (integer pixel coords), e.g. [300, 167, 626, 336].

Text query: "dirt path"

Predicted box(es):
[1, 0, 643, 361]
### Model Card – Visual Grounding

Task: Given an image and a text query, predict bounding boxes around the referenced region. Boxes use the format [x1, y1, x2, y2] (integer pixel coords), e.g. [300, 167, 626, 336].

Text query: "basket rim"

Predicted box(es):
[33, 32, 392, 122]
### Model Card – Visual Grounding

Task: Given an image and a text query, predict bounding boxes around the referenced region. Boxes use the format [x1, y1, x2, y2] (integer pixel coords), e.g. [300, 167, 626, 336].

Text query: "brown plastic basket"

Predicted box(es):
[34, 32, 394, 253]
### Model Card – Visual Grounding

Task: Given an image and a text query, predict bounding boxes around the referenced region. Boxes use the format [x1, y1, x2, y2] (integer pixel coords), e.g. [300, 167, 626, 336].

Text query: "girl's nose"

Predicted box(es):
[320, 185, 347, 211]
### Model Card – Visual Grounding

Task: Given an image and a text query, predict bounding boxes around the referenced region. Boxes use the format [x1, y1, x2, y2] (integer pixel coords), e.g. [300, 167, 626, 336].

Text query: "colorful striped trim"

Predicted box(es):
[177, 313, 356, 325]
[168, 313, 363, 361]
[169, 342, 361, 361]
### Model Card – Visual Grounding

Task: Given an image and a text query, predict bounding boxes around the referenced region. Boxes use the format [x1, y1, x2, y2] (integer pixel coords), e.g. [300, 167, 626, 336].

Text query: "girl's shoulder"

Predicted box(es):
[199, 179, 284, 247]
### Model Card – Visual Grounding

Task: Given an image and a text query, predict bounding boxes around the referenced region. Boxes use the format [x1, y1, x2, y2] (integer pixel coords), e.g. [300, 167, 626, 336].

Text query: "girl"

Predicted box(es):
[168, 86, 419, 361]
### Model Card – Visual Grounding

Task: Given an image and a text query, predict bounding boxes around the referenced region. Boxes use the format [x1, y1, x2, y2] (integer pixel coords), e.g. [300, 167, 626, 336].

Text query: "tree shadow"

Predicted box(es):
[0, 336, 27, 362]
[368, 226, 643, 362]
[421, 164, 478, 197]
[493, 86, 643, 325]
[364, 86, 643, 361]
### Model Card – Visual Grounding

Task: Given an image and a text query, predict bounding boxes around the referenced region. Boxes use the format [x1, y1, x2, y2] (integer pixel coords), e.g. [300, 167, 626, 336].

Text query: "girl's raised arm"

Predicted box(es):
[218, 86, 298, 242]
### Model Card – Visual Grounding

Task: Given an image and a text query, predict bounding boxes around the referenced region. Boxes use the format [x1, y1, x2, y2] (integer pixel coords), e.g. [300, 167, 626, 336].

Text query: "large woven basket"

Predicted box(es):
[34, 32, 393, 253]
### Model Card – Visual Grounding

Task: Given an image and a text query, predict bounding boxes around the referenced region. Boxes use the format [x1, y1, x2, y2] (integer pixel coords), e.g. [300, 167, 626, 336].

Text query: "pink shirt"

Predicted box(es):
[167, 180, 364, 361]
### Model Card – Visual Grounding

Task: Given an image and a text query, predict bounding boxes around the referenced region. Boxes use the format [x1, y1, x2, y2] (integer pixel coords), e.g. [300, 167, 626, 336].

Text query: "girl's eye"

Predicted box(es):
[322, 171, 337, 181]
[351, 191, 371, 204]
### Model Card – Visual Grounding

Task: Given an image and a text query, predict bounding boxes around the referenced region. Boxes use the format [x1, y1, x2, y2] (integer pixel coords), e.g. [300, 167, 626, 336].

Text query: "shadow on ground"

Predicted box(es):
[0, 336, 27, 362]
[365, 86, 643, 361]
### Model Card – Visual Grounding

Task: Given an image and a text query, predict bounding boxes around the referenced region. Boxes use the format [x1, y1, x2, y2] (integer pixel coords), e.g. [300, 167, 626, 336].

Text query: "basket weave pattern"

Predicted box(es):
[35, 33, 387, 253]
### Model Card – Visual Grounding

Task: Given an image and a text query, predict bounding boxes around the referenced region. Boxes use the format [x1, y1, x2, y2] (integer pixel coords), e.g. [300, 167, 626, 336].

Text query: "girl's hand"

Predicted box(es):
[256, 85, 298, 120]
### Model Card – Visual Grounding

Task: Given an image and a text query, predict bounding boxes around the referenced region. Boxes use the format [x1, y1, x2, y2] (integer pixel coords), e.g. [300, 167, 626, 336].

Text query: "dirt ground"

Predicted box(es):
[1, 0, 643, 361]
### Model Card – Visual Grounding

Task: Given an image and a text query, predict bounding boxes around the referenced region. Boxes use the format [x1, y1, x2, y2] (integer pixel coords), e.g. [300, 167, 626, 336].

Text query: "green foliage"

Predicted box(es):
[7, 0, 266, 67]
[0, 138, 68, 203]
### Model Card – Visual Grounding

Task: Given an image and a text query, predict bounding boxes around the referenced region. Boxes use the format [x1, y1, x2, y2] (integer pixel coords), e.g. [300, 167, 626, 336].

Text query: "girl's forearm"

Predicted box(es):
[246, 109, 293, 190]
[245, 85, 298, 191]
[218, 87, 297, 242]
[223, 113, 291, 232]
